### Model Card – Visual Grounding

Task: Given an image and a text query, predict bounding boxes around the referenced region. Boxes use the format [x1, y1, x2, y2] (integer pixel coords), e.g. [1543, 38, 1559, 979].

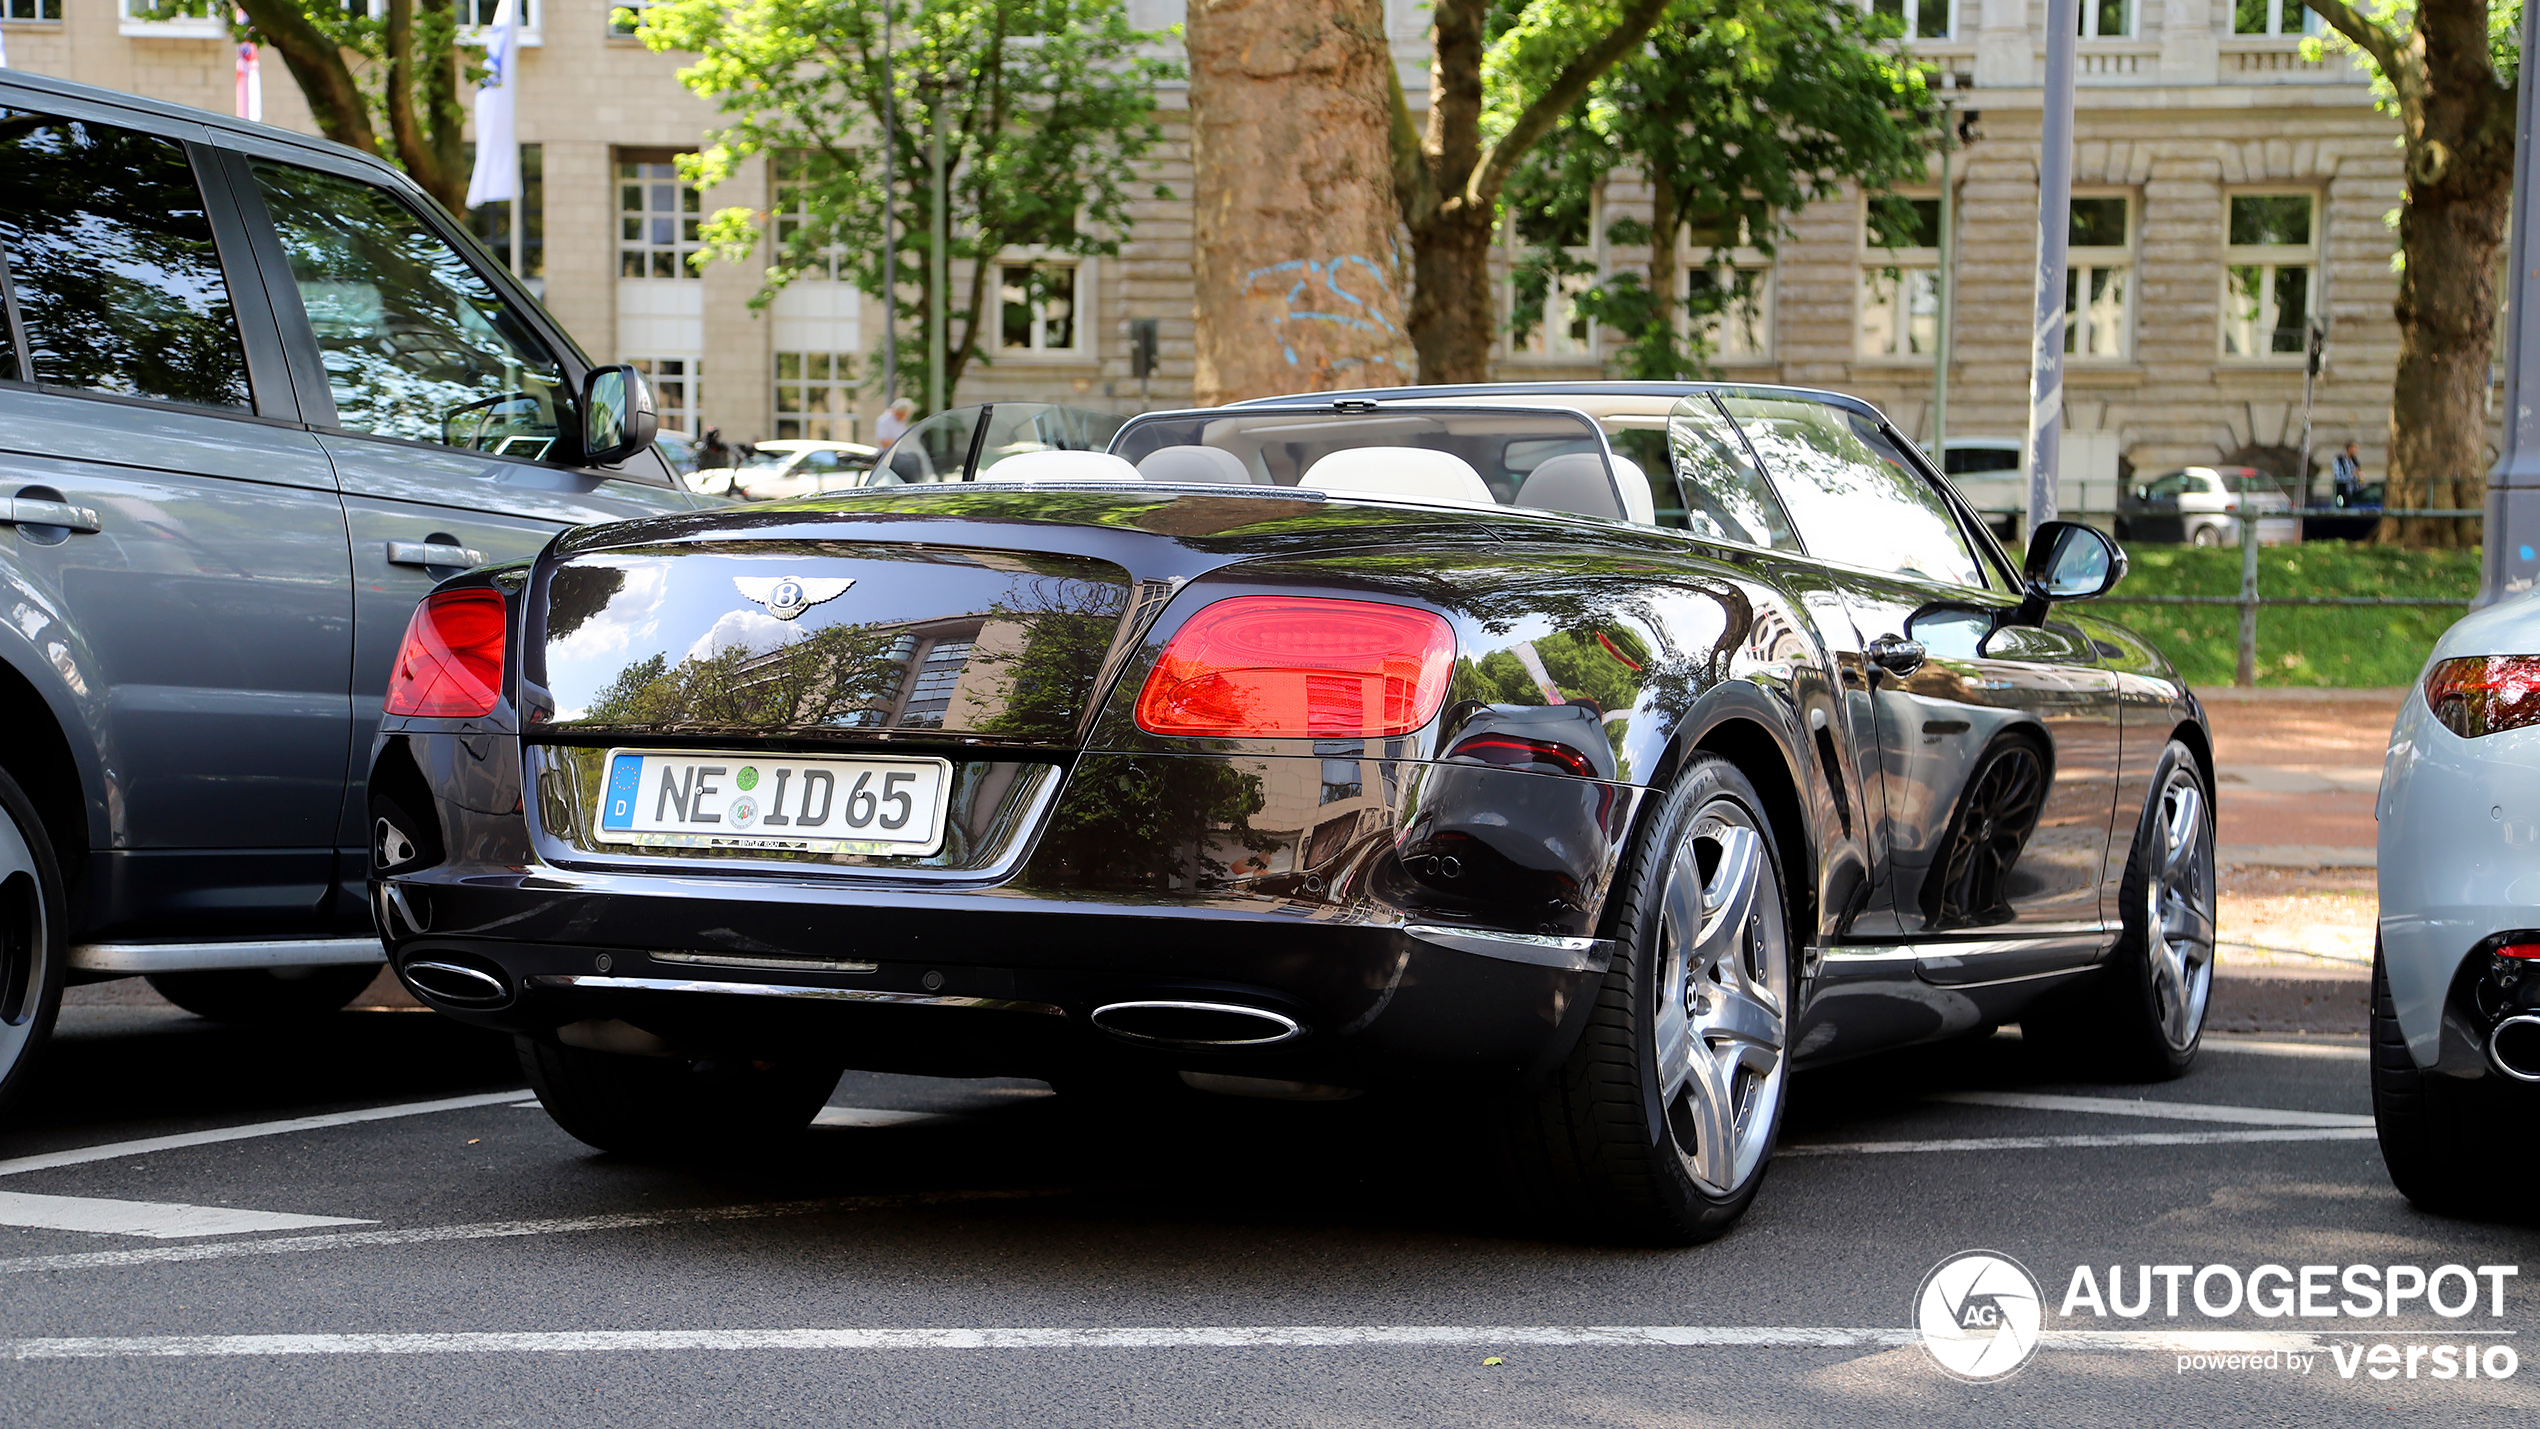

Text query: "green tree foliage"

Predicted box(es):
[221, 0, 477, 213]
[1500, 0, 1938, 378]
[631, 0, 1181, 404]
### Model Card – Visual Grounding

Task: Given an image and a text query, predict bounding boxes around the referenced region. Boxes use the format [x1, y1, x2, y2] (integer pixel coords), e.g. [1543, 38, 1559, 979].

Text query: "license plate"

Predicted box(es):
[593, 749, 952, 856]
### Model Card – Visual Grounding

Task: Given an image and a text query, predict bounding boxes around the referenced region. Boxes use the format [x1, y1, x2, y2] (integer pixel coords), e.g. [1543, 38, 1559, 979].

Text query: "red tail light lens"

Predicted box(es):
[2425, 656, 2540, 738]
[384, 589, 509, 718]
[1133, 596, 1455, 739]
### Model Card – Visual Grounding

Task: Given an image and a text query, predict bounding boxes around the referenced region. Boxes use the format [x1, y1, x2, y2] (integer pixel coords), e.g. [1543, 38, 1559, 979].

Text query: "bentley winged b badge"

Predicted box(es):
[733, 575, 855, 621]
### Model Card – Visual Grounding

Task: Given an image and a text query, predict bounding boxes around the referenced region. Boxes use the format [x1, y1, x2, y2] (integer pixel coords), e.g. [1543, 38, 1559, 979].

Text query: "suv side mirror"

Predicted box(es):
[2018, 520, 2126, 621]
[582, 364, 657, 467]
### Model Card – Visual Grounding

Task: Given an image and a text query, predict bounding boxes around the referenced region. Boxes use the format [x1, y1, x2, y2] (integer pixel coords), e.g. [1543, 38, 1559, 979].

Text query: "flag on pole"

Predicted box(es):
[235, 14, 263, 123]
[464, 0, 520, 208]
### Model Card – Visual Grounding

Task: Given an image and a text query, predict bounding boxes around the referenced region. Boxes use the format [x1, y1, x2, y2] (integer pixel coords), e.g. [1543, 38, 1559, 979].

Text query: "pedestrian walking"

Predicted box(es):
[2332, 441, 2365, 506]
[875, 397, 918, 445]
[697, 426, 732, 470]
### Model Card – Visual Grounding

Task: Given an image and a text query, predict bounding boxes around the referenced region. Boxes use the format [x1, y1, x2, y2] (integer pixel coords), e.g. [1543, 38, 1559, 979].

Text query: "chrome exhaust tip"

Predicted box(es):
[401, 958, 512, 1008]
[2487, 1013, 2540, 1083]
[1090, 1000, 1305, 1049]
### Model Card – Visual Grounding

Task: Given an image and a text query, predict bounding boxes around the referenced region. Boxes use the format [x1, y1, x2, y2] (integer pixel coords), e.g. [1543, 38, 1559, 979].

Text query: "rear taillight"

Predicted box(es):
[1446, 734, 1600, 779]
[2425, 656, 2540, 738]
[1133, 596, 1454, 739]
[384, 589, 509, 718]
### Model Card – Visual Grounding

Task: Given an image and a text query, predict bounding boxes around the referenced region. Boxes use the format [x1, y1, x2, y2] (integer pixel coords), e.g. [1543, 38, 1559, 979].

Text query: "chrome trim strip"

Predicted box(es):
[524, 974, 1065, 1017]
[1402, 924, 1613, 972]
[1090, 1000, 1306, 1048]
[70, 937, 386, 973]
[650, 950, 881, 975]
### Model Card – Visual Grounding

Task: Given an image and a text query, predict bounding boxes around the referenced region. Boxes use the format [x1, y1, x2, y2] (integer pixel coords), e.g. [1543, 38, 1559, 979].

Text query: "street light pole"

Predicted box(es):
[1932, 86, 1957, 471]
[2480, 0, 2540, 607]
[879, 1, 896, 408]
[928, 82, 948, 415]
[2025, 0, 2079, 542]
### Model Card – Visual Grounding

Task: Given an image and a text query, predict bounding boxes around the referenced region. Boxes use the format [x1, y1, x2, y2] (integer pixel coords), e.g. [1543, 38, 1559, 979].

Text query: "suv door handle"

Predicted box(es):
[3, 497, 101, 532]
[1866, 634, 1927, 678]
[386, 540, 486, 569]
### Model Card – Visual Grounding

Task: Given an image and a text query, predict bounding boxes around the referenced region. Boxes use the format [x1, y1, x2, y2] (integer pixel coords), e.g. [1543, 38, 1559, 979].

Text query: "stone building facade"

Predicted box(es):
[4, 0, 2420, 494]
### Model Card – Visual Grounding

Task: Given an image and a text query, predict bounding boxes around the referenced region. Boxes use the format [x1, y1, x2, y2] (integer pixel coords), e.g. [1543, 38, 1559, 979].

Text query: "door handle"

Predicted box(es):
[386, 540, 486, 569]
[1866, 634, 1927, 678]
[3, 497, 101, 532]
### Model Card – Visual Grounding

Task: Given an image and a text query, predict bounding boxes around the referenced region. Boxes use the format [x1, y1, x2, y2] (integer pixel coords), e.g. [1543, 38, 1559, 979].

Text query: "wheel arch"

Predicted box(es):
[1666, 688, 1819, 949]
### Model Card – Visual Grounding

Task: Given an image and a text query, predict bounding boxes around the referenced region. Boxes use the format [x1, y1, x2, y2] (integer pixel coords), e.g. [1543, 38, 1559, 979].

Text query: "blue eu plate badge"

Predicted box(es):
[601, 753, 644, 832]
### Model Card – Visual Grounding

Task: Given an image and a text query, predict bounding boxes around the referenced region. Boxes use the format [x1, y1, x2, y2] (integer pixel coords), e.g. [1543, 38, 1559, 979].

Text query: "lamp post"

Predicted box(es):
[880, 2, 896, 407]
[928, 81, 948, 415]
[1931, 84, 1958, 470]
[2024, 0, 2079, 540]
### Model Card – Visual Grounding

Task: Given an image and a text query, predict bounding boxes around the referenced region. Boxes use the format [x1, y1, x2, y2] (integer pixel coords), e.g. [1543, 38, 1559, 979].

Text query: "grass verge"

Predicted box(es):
[2089, 544, 2476, 688]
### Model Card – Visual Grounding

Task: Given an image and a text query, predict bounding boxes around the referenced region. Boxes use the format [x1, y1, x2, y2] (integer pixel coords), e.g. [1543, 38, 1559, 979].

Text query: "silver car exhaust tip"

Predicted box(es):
[1090, 1000, 1305, 1049]
[2487, 1013, 2540, 1083]
[402, 959, 512, 1008]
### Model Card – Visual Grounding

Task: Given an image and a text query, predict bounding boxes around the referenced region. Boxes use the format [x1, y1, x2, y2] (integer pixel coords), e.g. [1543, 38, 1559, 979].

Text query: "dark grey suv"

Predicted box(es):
[0, 72, 676, 1113]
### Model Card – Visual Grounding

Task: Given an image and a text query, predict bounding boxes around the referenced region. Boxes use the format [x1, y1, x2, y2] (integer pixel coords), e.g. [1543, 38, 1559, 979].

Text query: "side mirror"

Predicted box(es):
[581, 364, 657, 467]
[2019, 520, 2125, 621]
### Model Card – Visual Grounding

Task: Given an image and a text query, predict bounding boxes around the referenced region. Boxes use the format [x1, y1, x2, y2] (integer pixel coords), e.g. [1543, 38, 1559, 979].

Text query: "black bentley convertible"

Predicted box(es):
[370, 383, 2215, 1244]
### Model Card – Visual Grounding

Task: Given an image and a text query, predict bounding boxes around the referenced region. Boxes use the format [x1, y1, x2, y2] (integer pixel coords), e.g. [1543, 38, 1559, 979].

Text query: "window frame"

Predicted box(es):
[2231, 0, 2318, 35]
[771, 350, 858, 441]
[617, 151, 704, 282]
[2078, 0, 2132, 37]
[1504, 199, 1601, 362]
[2064, 190, 2135, 362]
[1857, 193, 1942, 364]
[1681, 223, 1776, 365]
[2219, 188, 2320, 362]
[626, 355, 700, 438]
[993, 255, 1091, 360]
[1872, 0, 1953, 41]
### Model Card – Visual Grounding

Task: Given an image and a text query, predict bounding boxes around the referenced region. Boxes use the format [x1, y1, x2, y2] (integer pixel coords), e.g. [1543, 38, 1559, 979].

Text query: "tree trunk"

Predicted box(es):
[1647, 169, 1680, 375]
[1187, 0, 1410, 404]
[1407, 201, 1495, 382]
[2383, 172, 2508, 546]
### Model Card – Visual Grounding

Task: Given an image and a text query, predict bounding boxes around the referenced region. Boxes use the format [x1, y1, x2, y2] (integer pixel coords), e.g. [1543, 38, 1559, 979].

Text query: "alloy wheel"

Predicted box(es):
[0, 806, 47, 1068]
[1652, 798, 1790, 1197]
[2144, 767, 2216, 1050]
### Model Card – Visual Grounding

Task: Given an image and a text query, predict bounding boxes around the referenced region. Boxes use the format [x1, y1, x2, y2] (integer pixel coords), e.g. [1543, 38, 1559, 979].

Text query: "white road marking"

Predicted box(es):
[0, 1190, 1066, 1276]
[1782, 1127, 2376, 1156]
[1929, 1090, 2372, 1128]
[0, 1191, 370, 1239]
[0, 1325, 2459, 1360]
[2201, 1038, 2370, 1060]
[0, 1091, 530, 1180]
[812, 1107, 954, 1129]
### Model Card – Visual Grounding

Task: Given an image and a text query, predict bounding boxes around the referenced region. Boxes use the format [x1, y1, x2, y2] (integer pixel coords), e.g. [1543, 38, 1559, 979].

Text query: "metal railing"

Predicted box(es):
[2061, 506, 2483, 687]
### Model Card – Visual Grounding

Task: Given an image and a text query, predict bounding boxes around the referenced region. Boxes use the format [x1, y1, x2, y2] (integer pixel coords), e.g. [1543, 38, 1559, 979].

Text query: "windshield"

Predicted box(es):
[1111, 405, 1638, 520]
[2221, 471, 2286, 494]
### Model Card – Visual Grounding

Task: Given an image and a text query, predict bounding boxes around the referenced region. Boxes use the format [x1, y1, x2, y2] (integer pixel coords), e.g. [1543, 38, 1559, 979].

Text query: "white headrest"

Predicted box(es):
[1513, 452, 1625, 521]
[1136, 445, 1258, 485]
[1611, 454, 1655, 525]
[976, 449, 1140, 482]
[1301, 447, 1492, 506]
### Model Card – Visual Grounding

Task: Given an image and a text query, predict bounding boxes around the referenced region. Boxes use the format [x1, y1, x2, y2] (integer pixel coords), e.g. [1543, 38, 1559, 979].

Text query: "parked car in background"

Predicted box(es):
[689, 439, 879, 501]
[1926, 434, 2126, 539]
[372, 379, 2212, 1245]
[2374, 598, 2540, 1211]
[2117, 466, 2301, 547]
[2302, 480, 2385, 542]
[0, 71, 689, 1117]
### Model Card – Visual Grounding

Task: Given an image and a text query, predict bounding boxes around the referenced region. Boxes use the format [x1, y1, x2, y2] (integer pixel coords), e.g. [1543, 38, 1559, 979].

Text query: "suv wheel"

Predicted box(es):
[2372, 949, 2522, 1215]
[0, 767, 67, 1122]
[518, 1035, 841, 1159]
[1500, 754, 1794, 1245]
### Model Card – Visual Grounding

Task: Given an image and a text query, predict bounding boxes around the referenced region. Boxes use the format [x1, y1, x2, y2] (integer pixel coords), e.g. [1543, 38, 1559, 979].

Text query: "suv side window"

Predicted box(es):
[2144, 472, 2190, 499]
[251, 160, 569, 459]
[1664, 395, 1797, 550]
[0, 111, 252, 409]
[1718, 394, 1986, 590]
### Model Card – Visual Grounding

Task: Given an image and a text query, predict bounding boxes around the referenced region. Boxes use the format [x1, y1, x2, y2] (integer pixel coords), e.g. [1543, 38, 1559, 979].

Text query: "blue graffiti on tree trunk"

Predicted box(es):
[1243, 254, 1409, 374]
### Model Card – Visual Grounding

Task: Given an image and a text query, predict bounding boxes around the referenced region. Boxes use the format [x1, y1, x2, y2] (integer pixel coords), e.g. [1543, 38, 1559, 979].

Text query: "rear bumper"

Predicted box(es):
[377, 739, 1645, 1087]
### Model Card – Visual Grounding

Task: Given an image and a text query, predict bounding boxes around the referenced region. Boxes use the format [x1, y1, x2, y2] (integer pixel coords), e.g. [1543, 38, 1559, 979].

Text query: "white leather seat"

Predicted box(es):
[1135, 445, 1257, 485]
[1611, 454, 1656, 525]
[1513, 452, 1626, 521]
[1300, 447, 1492, 506]
[976, 449, 1141, 482]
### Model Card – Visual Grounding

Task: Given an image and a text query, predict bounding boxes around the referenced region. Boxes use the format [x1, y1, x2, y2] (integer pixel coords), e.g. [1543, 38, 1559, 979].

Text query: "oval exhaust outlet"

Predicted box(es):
[1090, 1000, 1304, 1049]
[2489, 1013, 2540, 1083]
[402, 959, 511, 1008]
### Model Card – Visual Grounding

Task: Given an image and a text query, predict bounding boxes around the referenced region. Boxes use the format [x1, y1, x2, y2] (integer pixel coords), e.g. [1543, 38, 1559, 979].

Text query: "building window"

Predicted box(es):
[772, 151, 846, 282]
[897, 633, 977, 728]
[618, 156, 700, 279]
[627, 356, 699, 435]
[999, 263, 1079, 353]
[2, 1, 62, 20]
[1507, 201, 1597, 359]
[2064, 195, 2132, 359]
[773, 353, 857, 441]
[463, 142, 544, 288]
[2222, 192, 2316, 358]
[2232, 0, 2316, 33]
[1871, 0, 1951, 40]
[117, 0, 224, 36]
[608, 0, 659, 36]
[1688, 267, 1773, 363]
[1858, 197, 1940, 360]
[2078, 0, 2131, 36]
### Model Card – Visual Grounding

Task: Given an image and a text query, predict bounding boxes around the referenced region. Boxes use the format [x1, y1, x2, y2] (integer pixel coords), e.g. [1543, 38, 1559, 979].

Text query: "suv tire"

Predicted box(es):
[0, 766, 67, 1122]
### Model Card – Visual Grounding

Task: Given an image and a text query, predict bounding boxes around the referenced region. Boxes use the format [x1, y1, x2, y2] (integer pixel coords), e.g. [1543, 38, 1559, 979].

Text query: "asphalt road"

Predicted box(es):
[1, 994, 2532, 1427]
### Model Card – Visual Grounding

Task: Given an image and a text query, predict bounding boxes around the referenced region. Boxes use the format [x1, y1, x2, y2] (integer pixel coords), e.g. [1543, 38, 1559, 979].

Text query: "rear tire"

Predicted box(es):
[517, 1035, 840, 1159]
[2026, 739, 2214, 1080]
[147, 965, 380, 1024]
[2371, 950, 2519, 1215]
[2190, 524, 2223, 548]
[0, 766, 67, 1123]
[1499, 754, 1795, 1246]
